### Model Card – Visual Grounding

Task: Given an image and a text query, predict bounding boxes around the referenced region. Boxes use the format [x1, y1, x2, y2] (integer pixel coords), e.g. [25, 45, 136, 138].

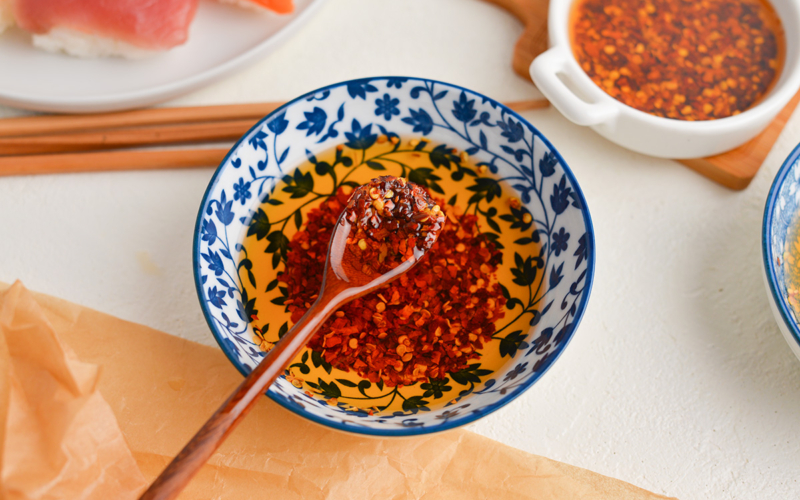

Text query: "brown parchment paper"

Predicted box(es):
[0, 281, 677, 500]
[0, 282, 146, 500]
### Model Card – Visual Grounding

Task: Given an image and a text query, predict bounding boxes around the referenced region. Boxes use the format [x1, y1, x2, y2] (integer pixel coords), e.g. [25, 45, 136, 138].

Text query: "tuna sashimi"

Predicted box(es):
[12, 0, 200, 51]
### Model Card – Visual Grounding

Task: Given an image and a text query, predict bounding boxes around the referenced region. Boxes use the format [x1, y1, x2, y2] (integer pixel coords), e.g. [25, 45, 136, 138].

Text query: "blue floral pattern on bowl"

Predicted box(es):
[193, 77, 596, 436]
[763, 142, 800, 361]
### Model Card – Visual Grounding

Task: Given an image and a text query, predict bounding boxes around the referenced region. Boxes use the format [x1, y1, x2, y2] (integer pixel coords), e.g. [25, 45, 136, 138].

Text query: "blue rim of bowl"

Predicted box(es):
[193, 77, 597, 437]
[763, 141, 800, 352]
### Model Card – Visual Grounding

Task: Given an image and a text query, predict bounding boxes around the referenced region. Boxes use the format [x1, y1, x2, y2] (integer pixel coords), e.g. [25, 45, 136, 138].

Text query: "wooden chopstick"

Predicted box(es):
[0, 99, 547, 139]
[0, 148, 230, 176]
[0, 119, 255, 156]
[0, 102, 284, 138]
[1, 99, 549, 157]
[1, 97, 550, 156]
[0, 98, 549, 176]
[505, 99, 549, 112]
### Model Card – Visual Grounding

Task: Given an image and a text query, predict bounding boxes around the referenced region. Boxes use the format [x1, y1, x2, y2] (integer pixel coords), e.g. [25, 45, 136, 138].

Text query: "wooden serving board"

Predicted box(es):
[484, 0, 800, 190]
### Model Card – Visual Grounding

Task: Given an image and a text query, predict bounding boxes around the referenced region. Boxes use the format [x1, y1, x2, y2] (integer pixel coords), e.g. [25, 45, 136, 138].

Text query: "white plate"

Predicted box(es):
[0, 0, 325, 113]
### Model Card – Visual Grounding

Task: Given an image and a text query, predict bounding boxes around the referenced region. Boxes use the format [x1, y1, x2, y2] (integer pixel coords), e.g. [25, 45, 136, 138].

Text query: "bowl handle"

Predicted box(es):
[530, 47, 618, 126]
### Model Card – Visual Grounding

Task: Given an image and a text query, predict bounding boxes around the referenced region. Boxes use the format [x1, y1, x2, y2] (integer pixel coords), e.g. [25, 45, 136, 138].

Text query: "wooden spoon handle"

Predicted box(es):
[138, 295, 337, 500]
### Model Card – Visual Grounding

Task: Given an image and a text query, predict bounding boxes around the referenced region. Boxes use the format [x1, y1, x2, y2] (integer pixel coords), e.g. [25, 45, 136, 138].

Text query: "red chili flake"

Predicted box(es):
[571, 0, 784, 120]
[340, 176, 445, 276]
[280, 186, 506, 387]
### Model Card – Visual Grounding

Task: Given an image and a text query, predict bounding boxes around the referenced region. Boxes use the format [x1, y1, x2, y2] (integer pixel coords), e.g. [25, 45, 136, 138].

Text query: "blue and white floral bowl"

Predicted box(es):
[193, 77, 596, 436]
[763, 142, 800, 362]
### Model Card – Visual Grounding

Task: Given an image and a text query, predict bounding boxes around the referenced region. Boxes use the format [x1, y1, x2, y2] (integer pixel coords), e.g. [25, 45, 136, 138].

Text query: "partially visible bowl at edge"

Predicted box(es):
[763, 141, 800, 362]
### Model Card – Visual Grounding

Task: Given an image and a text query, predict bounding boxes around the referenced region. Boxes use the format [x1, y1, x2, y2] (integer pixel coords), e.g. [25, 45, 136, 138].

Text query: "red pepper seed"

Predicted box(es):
[280, 185, 507, 387]
[571, 0, 784, 121]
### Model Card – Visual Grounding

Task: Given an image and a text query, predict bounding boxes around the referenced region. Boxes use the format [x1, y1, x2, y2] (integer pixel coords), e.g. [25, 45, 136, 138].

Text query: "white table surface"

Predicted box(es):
[1, 1, 799, 498]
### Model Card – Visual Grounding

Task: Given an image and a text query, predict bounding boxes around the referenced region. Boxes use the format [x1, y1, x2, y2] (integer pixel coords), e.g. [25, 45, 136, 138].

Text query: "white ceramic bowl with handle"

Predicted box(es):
[530, 0, 800, 159]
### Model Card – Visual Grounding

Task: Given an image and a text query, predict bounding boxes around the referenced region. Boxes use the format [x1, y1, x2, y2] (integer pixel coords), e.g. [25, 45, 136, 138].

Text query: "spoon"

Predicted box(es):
[140, 175, 445, 500]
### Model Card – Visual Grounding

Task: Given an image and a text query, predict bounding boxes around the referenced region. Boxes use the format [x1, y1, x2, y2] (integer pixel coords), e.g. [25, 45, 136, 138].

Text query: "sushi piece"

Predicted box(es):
[0, 0, 13, 35]
[218, 0, 294, 15]
[10, 0, 200, 58]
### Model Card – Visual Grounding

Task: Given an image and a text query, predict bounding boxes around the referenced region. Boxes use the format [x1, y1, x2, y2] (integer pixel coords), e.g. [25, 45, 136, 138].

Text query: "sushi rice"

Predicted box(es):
[218, 0, 266, 12]
[32, 27, 157, 59]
